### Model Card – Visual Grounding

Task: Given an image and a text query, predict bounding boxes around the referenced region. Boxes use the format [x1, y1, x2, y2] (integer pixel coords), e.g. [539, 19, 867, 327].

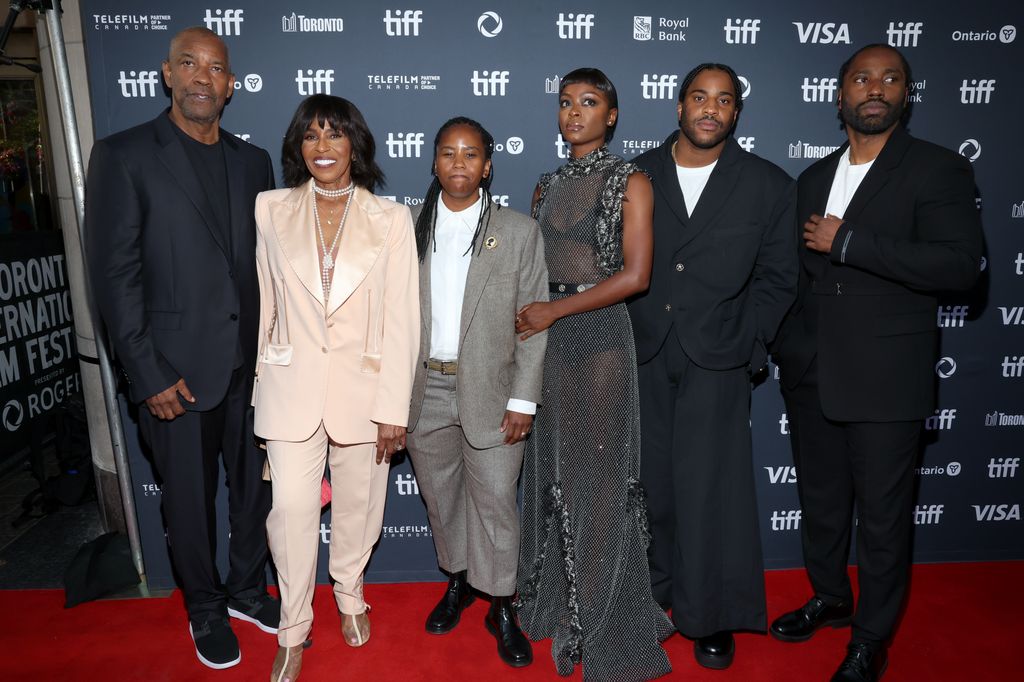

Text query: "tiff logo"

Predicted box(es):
[555, 134, 569, 159]
[724, 18, 760, 44]
[386, 132, 425, 158]
[887, 21, 923, 47]
[295, 69, 334, 95]
[765, 466, 797, 484]
[998, 306, 1024, 325]
[778, 412, 789, 435]
[988, 457, 1020, 478]
[793, 22, 851, 44]
[737, 136, 756, 152]
[1001, 356, 1024, 378]
[924, 408, 956, 431]
[973, 504, 1021, 521]
[802, 77, 838, 102]
[384, 9, 423, 36]
[770, 510, 802, 531]
[960, 79, 996, 104]
[203, 8, 243, 36]
[913, 504, 944, 525]
[937, 305, 968, 327]
[641, 74, 678, 99]
[471, 70, 509, 96]
[118, 70, 160, 97]
[394, 472, 419, 495]
[1013, 200, 1024, 218]
[557, 12, 595, 40]
[1015, 253, 1024, 276]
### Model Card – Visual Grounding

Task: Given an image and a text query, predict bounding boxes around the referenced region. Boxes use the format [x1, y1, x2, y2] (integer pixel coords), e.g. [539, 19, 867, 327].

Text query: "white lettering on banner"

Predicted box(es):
[924, 409, 956, 431]
[281, 13, 344, 33]
[117, 70, 160, 98]
[641, 74, 677, 100]
[295, 69, 334, 95]
[203, 9, 243, 36]
[916, 462, 962, 476]
[1001, 356, 1024, 378]
[385, 132, 425, 159]
[952, 26, 1016, 43]
[984, 411, 1024, 426]
[738, 136, 756, 152]
[801, 77, 838, 102]
[765, 466, 797, 484]
[914, 504, 944, 525]
[555, 134, 569, 159]
[973, 504, 1021, 521]
[960, 79, 996, 104]
[394, 473, 419, 495]
[724, 18, 761, 44]
[787, 141, 841, 159]
[778, 412, 789, 434]
[909, 80, 927, 102]
[557, 13, 595, 40]
[3, 372, 81, 432]
[381, 524, 432, 538]
[1015, 254, 1024, 276]
[793, 22, 851, 44]
[988, 458, 1020, 478]
[887, 21, 923, 47]
[140, 482, 162, 497]
[770, 510, 801, 530]
[471, 70, 509, 96]
[1014, 202, 1024, 218]
[92, 14, 171, 31]
[384, 10, 423, 36]
[492, 195, 510, 207]
[620, 140, 660, 156]
[937, 305, 969, 327]
[997, 307, 1024, 325]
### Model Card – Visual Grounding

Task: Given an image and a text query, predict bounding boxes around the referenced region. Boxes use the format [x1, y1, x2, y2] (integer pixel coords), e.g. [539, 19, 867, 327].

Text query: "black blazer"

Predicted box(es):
[628, 133, 797, 371]
[772, 126, 983, 422]
[85, 112, 275, 407]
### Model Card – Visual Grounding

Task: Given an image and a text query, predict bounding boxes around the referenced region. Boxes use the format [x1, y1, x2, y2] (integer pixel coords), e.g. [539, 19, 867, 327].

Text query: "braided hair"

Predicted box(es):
[415, 117, 496, 262]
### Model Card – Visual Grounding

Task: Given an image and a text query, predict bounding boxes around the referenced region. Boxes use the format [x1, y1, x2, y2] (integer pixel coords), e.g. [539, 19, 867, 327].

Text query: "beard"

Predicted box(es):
[841, 97, 904, 135]
[678, 115, 733, 150]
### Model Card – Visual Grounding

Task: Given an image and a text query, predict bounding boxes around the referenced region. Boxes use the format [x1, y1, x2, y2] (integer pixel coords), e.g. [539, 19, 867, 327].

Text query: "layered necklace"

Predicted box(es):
[312, 181, 355, 298]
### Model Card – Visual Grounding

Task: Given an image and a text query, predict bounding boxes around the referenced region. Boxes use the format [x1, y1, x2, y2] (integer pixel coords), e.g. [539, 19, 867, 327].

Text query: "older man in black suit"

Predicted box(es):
[769, 44, 982, 682]
[85, 27, 277, 670]
[628, 63, 797, 670]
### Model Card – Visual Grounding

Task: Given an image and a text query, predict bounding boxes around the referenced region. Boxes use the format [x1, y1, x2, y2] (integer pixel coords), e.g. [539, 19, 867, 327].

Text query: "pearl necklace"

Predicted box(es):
[312, 182, 354, 299]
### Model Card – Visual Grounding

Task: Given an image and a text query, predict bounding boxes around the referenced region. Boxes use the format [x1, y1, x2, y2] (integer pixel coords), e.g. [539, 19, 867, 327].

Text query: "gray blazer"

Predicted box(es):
[408, 203, 549, 449]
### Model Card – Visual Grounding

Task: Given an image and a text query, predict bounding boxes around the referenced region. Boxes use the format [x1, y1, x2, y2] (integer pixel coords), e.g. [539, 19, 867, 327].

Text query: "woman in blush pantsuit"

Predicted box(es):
[253, 95, 418, 681]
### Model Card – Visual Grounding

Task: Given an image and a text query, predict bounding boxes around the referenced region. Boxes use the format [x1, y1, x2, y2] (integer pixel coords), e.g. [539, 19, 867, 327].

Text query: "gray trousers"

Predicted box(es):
[407, 369, 524, 596]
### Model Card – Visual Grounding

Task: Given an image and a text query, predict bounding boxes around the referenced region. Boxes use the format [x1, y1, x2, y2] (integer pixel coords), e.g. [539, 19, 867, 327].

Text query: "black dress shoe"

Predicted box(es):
[770, 596, 853, 642]
[484, 596, 533, 668]
[425, 570, 475, 634]
[831, 642, 888, 681]
[694, 631, 734, 670]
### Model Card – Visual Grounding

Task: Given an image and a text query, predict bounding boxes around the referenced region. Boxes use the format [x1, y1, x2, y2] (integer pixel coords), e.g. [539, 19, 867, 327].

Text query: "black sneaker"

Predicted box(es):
[189, 616, 241, 669]
[227, 593, 280, 634]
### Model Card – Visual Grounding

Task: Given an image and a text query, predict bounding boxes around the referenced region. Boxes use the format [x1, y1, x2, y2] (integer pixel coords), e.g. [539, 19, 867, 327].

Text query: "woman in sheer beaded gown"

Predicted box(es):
[514, 68, 674, 681]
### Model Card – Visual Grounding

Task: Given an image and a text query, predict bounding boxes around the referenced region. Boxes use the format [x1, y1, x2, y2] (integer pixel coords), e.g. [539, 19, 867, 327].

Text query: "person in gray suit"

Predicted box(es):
[406, 117, 548, 668]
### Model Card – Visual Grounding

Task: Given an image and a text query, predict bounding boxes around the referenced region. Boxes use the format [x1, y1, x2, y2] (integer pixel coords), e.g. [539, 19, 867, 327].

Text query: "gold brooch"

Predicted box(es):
[484, 236, 498, 250]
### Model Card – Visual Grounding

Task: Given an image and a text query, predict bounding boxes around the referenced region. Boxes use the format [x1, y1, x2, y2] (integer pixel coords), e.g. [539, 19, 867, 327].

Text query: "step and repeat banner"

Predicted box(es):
[79, 0, 1022, 588]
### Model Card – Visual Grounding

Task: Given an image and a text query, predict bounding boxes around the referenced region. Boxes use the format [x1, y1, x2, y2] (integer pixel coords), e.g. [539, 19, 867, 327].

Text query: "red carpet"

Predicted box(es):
[2, 562, 1020, 681]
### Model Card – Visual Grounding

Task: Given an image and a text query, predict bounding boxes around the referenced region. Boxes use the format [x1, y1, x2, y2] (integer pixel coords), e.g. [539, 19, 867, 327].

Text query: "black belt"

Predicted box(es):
[549, 282, 596, 294]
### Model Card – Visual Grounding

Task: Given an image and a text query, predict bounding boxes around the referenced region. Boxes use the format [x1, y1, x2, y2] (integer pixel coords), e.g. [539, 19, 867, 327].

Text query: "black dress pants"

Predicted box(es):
[138, 367, 272, 620]
[638, 336, 766, 637]
[782, 358, 920, 644]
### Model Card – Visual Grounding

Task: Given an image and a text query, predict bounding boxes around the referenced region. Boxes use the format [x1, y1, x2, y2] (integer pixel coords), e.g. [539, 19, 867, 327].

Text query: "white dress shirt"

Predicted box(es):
[430, 191, 536, 415]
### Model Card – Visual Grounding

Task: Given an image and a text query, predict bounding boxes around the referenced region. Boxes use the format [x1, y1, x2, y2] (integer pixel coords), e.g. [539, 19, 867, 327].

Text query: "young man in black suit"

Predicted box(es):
[769, 44, 982, 682]
[628, 63, 797, 670]
[85, 28, 277, 670]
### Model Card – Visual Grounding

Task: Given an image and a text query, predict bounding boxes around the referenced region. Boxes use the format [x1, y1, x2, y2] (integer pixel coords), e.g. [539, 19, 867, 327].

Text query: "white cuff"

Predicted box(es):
[506, 398, 537, 415]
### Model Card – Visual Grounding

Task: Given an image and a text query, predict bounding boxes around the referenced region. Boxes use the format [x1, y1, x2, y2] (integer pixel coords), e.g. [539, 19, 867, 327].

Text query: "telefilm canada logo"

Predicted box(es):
[381, 524, 433, 539]
[92, 13, 171, 31]
[367, 74, 440, 92]
[281, 12, 344, 33]
[633, 15, 689, 42]
[619, 139, 661, 157]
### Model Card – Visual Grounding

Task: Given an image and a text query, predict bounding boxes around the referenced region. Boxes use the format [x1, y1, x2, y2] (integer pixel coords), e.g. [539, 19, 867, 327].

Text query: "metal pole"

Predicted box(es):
[42, 1, 145, 579]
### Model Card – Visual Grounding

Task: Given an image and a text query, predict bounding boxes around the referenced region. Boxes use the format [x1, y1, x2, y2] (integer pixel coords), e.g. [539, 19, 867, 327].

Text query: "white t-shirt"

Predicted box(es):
[675, 160, 717, 217]
[824, 148, 874, 219]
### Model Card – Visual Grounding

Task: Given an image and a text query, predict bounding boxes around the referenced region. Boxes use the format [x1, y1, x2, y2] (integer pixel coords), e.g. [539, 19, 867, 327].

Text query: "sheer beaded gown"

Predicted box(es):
[516, 148, 674, 681]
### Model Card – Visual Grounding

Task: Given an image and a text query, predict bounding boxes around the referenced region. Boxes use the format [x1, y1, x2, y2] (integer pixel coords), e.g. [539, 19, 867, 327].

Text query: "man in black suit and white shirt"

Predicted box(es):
[769, 44, 982, 682]
[629, 63, 797, 670]
[85, 27, 278, 670]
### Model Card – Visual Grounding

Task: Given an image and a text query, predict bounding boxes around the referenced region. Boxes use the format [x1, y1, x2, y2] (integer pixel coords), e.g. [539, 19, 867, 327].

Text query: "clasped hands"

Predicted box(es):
[803, 213, 844, 254]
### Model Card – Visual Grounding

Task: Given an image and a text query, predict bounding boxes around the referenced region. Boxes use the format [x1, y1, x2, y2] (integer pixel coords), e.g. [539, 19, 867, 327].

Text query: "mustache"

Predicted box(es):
[858, 99, 890, 110]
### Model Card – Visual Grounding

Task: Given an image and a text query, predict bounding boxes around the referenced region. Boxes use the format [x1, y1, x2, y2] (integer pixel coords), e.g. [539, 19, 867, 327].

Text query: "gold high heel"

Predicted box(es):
[269, 644, 303, 682]
[340, 608, 371, 647]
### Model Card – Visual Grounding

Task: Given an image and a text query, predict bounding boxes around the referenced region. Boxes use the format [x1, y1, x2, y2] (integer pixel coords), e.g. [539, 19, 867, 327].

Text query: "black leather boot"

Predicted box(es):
[425, 570, 474, 634]
[484, 596, 533, 668]
[694, 630, 735, 670]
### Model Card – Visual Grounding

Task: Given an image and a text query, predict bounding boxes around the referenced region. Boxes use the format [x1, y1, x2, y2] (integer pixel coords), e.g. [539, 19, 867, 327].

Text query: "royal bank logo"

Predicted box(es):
[633, 15, 688, 42]
[477, 11, 502, 37]
[952, 25, 1016, 43]
[802, 77, 838, 103]
[634, 15, 653, 40]
[986, 411, 1024, 426]
[770, 509, 801, 530]
[557, 12, 595, 40]
[1001, 356, 1024, 378]
[394, 472, 419, 495]
[366, 74, 440, 92]
[641, 73, 678, 100]
[738, 136, 756, 152]
[793, 22, 851, 44]
[787, 140, 841, 160]
[937, 304, 969, 327]
[973, 504, 1021, 521]
[765, 466, 797, 484]
[203, 8, 243, 36]
[724, 18, 760, 44]
[384, 9, 423, 36]
[924, 408, 956, 431]
[886, 21, 923, 47]
[620, 139, 660, 157]
[988, 457, 1020, 478]
[960, 79, 996, 104]
[913, 504, 944, 525]
[909, 79, 927, 102]
[935, 356, 957, 378]
[997, 306, 1024, 326]
[295, 69, 334, 95]
[958, 138, 981, 162]
[385, 132, 425, 159]
[92, 14, 171, 31]
[281, 13, 344, 33]
[471, 70, 509, 96]
[117, 70, 160, 98]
